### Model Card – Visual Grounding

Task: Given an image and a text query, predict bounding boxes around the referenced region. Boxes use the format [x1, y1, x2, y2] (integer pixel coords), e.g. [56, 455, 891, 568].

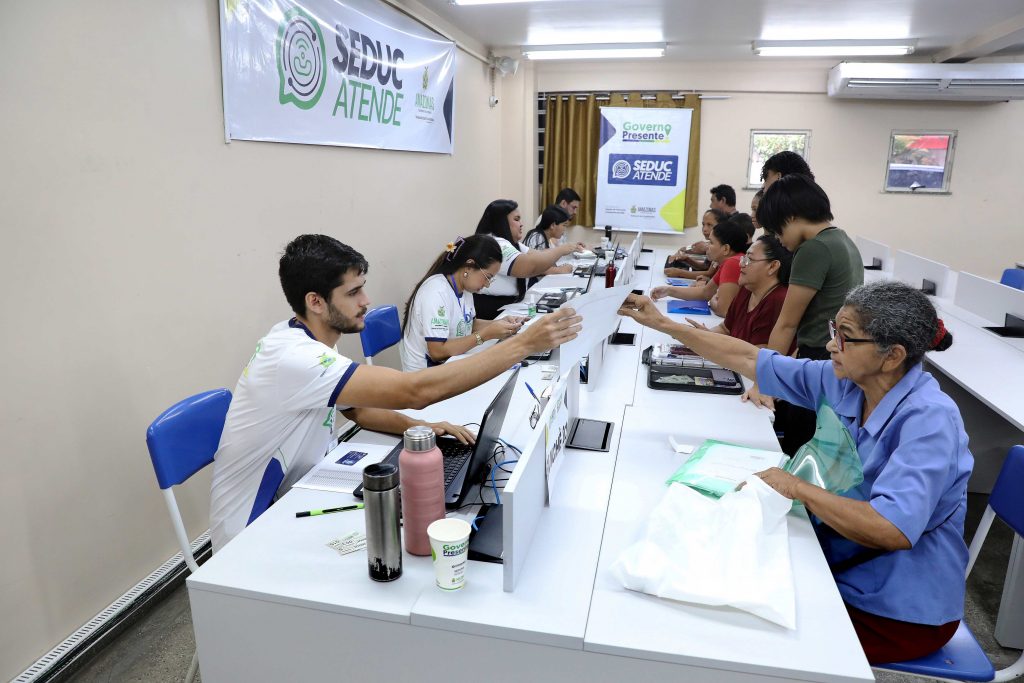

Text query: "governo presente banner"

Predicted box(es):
[220, 0, 455, 153]
[595, 107, 692, 233]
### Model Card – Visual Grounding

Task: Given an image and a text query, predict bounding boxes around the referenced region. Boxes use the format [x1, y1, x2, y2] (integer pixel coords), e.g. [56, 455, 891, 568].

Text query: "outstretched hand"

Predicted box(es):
[618, 293, 668, 330]
[518, 307, 582, 352]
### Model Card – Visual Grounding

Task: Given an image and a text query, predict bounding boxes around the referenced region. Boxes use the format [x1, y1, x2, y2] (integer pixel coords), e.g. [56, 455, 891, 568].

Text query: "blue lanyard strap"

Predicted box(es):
[447, 275, 472, 323]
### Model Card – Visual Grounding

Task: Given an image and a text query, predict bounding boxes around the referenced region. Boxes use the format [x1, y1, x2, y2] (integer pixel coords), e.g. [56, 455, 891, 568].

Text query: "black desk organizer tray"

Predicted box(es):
[641, 344, 745, 394]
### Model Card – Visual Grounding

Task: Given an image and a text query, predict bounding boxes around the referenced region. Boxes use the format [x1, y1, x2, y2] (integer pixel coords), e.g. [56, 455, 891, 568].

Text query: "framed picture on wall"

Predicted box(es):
[746, 130, 810, 188]
[883, 130, 957, 194]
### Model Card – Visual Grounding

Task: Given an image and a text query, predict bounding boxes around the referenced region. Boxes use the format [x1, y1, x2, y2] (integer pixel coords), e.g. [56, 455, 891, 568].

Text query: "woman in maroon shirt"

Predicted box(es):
[689, 235, 793, 351]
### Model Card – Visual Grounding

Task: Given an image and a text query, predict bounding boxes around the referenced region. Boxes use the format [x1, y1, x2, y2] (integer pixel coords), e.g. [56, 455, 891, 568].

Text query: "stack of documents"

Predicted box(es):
[294, 442, 394, 494]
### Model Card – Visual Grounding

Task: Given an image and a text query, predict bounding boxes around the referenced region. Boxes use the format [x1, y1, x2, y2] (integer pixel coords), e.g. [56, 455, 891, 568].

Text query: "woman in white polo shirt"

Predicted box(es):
[473, 199, 585, 319]
[400, 235, 525, 371]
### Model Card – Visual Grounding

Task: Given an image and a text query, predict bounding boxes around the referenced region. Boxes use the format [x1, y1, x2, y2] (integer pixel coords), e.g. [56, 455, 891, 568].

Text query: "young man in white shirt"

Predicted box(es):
[210, 234, 580, 551]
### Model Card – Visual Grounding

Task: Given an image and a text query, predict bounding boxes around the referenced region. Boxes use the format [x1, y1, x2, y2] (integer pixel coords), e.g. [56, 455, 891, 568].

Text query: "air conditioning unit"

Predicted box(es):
[827, 62, 1024, 101]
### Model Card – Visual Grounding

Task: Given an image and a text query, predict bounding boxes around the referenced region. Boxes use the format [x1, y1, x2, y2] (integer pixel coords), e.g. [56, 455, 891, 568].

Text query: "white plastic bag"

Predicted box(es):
[611, 476, 797, 629]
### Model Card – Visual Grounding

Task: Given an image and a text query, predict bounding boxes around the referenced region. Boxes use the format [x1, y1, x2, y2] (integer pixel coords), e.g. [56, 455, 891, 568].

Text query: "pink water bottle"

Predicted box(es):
[398, 425, 447, 556]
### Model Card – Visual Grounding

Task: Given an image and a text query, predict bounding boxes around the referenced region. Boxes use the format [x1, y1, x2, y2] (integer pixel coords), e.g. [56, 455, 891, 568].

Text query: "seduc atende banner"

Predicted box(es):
[220, 0, 455, 153]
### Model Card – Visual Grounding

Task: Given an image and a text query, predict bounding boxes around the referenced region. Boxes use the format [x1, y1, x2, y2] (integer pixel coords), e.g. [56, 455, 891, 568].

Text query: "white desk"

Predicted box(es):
[586, 406, 872, 683]
[188, 248, 872, 682]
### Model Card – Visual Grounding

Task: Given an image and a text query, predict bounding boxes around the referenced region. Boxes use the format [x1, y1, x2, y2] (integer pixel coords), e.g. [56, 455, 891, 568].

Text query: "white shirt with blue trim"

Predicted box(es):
[400, 274, 476, 371]
[210, 319, 357, 552]
[478, 236, 528, 297]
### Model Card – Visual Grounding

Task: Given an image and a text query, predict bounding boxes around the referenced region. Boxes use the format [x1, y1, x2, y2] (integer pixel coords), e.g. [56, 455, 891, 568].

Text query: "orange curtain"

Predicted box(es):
[541, 92, 701, 228]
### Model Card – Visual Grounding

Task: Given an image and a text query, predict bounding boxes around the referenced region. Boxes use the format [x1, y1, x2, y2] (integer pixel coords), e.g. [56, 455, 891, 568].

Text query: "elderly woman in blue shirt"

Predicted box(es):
[620, 280, 971, 664]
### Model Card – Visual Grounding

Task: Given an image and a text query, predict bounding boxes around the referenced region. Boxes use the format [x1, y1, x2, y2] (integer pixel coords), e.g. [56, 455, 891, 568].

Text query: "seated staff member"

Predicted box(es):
[650, 220, 748, 316]
[619, 282, 967, 665]
[523, 205, 574, 287]
[687, 235, 794, 350]
[209, 234, 581, 552]
[400, 235, 525, 372]
[474, 199, 584, 320]
[750, 174, 864, 454]
[554, 187, 581, 222]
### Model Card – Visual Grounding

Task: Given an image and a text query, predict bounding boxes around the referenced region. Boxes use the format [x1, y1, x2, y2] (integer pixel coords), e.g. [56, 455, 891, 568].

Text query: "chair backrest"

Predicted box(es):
[146, 389, 232, 490]
[990, 445, 1024, 537]
[359, 305, 402, 360]
[1000, 268, 1024, 290]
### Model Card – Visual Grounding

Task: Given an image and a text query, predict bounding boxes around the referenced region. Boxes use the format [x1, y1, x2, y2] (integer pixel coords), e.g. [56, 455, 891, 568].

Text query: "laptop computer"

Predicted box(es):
[352, 368, 521, 508]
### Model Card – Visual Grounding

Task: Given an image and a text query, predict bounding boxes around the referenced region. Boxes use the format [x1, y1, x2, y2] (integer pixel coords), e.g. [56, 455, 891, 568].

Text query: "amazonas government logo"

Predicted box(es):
[277, 8, 326, 110]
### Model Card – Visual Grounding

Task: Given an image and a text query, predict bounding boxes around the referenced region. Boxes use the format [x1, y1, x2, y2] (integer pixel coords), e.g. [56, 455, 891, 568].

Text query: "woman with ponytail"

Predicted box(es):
[473, 199, 586, 319]
[400, 235, 525, 371]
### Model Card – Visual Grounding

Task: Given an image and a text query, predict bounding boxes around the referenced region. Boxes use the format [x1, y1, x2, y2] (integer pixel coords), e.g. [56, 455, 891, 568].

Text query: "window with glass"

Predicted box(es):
[884, 130, 956, 193]
[746, 130, 810, 187]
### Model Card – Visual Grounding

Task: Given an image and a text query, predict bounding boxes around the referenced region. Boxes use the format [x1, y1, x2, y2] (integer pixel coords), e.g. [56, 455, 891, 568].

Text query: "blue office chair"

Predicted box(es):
[874, 445, 1024, 682]
[145, 389, 231, 683]
[1000, 269, 1024, 291]
[359, 305, 402, 365]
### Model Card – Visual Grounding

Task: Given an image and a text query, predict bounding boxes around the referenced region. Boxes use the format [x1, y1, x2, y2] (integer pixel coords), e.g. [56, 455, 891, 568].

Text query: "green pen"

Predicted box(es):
[295, 503, 364, 518]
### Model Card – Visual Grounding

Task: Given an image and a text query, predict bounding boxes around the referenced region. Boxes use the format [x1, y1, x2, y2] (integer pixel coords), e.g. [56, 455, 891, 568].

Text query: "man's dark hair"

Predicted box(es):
[279, 235, 368, 316]
[726, 212, 755, 240]
[710, 184, 736, 207]
[755, 173, 833, 237]
[555, 187, 581, 204]
[760, 151, 813, 183]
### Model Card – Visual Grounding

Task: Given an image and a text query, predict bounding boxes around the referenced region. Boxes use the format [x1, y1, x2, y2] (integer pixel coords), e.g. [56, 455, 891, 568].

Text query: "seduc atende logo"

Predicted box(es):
[607, 153, 679, 187]
[277, 8, 327, 110]
[276, 10, 409, 127]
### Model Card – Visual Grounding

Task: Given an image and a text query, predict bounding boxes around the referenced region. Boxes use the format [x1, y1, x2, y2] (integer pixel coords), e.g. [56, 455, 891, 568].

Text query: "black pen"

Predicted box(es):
[295, 503, 364, 518]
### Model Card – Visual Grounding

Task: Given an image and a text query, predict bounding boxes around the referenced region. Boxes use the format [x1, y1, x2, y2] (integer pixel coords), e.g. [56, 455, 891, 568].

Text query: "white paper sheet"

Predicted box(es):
[557, 283, 633, 372]
[685, 443, 787, 487]
[293, 442, 394, 494]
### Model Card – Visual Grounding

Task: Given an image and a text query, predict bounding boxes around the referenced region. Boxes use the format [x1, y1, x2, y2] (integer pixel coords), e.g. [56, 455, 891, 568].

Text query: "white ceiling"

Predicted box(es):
[416, 0, 1024, 61]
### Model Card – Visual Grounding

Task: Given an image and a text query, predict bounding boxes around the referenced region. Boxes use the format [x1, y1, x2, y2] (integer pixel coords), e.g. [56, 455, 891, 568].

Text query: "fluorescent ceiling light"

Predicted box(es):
[522, 43, 666, 61]
[752, 40, 916, 57]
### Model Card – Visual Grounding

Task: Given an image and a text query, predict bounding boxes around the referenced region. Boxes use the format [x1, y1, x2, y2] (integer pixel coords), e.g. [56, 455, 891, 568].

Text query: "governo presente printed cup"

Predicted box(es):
[427, 518, 471, 590]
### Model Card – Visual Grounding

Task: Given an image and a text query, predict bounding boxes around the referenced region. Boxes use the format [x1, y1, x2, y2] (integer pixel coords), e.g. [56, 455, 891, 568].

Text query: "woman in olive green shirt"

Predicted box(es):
[751, 173, 863, 453]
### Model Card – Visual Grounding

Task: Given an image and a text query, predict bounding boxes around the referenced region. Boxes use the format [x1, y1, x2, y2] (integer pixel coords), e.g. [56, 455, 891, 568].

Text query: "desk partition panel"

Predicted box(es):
[855, 236, 892, 271]
[893, 250, 953, 299]
[502, 367, 579, 592]
[954, 272, 1024, 325]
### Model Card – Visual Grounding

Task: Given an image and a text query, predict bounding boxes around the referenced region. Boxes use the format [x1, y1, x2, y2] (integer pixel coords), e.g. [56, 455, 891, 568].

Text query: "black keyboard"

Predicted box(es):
[438, 439, 474, 487]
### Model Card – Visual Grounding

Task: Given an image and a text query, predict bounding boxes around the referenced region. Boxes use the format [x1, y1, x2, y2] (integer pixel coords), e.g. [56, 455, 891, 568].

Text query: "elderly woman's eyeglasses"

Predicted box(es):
[828, 319, 873, 352]
[739, 254, 773, 267]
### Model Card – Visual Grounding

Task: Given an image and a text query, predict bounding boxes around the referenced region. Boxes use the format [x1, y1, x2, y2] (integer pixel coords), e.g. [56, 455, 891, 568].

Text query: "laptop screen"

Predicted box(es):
[449, 366, 521, 505]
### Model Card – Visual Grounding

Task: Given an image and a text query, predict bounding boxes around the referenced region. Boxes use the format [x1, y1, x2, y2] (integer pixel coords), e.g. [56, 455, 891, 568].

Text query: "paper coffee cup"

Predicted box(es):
[427, 518, 471, 591]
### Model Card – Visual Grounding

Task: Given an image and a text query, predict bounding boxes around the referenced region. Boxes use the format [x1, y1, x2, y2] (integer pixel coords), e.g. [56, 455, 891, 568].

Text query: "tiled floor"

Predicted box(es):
[65, 493, 1021, 683]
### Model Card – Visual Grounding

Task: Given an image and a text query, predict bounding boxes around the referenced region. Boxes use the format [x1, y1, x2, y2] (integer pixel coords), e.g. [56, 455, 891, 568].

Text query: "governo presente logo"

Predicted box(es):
[277, 7, 327, 110]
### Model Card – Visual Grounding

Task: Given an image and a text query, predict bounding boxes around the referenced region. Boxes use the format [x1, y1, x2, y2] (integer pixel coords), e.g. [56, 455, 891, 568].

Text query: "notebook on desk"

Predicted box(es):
[352, 368, 521, 508]
[668, 300, 710, 315]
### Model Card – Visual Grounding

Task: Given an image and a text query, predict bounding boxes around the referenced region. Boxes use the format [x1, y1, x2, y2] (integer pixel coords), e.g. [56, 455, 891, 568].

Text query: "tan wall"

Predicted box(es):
[515, 60, 1024, 280]
[0, 1, 500, 677]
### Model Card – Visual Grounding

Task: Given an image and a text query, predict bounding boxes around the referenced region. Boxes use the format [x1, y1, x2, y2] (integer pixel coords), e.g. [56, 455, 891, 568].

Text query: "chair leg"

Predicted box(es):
[185, 649, 199, 683]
